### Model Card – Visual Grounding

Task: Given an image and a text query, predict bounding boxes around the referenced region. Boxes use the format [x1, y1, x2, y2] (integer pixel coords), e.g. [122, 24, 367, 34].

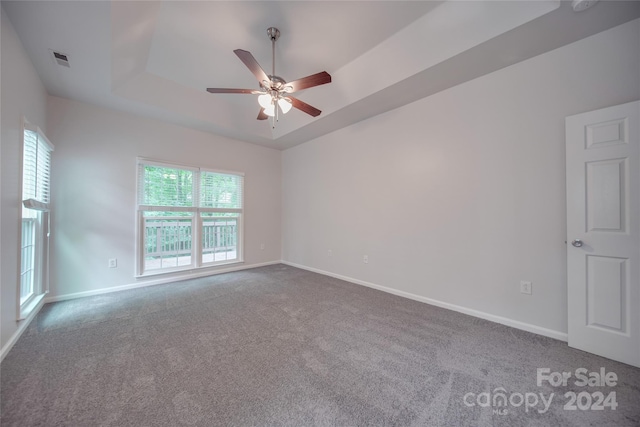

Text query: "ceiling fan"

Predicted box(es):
[206, 27, 331, 125]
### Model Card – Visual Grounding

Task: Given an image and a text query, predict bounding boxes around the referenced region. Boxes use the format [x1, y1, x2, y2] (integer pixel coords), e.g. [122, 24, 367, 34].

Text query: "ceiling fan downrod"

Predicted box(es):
[266, 27, 281, 127]
[267, 27, 280, 78]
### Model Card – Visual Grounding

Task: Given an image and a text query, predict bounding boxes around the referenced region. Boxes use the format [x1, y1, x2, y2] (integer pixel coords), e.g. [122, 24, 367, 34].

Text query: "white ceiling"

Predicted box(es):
[3, 1, 640, 150]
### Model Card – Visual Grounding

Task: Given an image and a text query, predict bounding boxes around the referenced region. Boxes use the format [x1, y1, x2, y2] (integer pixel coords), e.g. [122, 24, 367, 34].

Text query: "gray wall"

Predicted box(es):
[47, 96, 282, 298]
[282, 19, 640, 337]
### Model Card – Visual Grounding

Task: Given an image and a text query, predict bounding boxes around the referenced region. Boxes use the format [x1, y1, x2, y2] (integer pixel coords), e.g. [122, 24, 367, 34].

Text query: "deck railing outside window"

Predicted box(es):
[144, 216, 238, 270]
[201, 218, 238, 263]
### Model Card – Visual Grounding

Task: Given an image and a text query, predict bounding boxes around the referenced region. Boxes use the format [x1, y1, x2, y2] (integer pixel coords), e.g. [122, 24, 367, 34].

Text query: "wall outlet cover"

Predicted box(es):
[520, 280, 532, 295]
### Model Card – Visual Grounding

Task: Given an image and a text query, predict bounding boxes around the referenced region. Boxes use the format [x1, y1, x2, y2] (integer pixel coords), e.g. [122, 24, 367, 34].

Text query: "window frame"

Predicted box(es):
[17, 117, 53, 319]
[135, 158, 244, 277]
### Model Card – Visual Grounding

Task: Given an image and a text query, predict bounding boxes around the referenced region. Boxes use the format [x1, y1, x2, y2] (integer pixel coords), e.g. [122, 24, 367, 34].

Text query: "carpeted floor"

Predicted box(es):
[1, 264, 639, 426]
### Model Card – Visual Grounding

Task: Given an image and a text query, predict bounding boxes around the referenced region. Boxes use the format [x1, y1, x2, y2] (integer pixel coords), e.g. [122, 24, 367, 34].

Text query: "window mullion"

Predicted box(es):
[194, 169, 201, 207]
[192, 170, 201, 268]
[194, 212, 202, 268]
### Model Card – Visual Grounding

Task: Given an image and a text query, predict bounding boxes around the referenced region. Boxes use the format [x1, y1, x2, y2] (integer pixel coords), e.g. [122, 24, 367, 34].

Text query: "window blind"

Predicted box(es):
[137, 160, 244, 212]
[200, 171, 243, 211]
[138, 164, 195, 209]
[22, 127, 53, 211]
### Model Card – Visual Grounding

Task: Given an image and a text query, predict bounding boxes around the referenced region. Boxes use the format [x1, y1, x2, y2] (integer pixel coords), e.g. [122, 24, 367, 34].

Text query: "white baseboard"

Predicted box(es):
[1, 295, 46, 363]
[44, 260, 281, 303]
[281, 261, 568, 342]
[5, 260, 566, 362]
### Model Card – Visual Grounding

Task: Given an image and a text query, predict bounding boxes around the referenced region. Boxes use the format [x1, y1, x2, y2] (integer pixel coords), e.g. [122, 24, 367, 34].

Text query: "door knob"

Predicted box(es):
[571, 239, 583, 247]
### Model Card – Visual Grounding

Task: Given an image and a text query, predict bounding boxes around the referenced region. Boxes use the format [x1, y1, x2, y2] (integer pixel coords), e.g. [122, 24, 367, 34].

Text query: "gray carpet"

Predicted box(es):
[1, 264, 639, 426]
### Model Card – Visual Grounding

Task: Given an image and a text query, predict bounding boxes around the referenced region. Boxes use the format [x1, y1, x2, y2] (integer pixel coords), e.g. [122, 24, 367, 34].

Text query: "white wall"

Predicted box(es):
[46, 96, 281, 298]
[1, 7, 49, 349]
[282, 19, 640, 336]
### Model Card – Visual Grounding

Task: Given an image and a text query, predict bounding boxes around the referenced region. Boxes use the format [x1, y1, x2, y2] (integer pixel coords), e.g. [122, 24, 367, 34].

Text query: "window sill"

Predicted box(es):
[136, 260, 244, 279]
[19, 292, 46, 320]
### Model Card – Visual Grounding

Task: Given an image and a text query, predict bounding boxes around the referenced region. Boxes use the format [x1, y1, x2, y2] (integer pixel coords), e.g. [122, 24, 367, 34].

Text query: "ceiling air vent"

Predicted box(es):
[50, 49, 70, 67]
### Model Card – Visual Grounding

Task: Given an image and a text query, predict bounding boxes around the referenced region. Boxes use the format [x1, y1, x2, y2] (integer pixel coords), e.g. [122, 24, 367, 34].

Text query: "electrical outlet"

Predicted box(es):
[363, 255, 369, 264]
[520, 280, 532, 295]
[328, 249, 332, 257]
[260, 243, 265, 250]
[108, 258, 117, 268]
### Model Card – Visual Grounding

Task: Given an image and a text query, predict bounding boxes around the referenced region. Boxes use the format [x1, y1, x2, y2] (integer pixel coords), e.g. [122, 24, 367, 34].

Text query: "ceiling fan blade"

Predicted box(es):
[234, 49, 270, 85]
[289, 96, 322, 117]
[206, 88, 260, 94]
[257, 108, 268, 120]
[285, 71, 331, 93]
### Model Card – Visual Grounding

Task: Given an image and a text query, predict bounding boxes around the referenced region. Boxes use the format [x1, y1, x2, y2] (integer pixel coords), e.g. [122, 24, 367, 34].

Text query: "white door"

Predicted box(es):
[566, 100, 639, 368]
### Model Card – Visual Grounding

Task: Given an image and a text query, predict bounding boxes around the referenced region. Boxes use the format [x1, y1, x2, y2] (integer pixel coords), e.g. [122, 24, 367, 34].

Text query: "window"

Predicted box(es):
[19, 120, 53, 318]
[136, 159, 243, 275]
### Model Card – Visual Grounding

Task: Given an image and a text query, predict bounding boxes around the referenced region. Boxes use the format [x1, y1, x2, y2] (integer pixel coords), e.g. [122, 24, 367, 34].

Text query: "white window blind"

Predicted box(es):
[138, 163, 196, 211]
[22, 127, 53, 212]
[200, 171, 243, 212]
[137, 162, 244, 211]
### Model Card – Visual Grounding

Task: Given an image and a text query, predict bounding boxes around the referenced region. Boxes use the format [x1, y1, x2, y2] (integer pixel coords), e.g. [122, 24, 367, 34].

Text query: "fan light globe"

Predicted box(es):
[258, 94, 273, 109]
[278, 98, 292, 114]
[264, 104, 276, 117]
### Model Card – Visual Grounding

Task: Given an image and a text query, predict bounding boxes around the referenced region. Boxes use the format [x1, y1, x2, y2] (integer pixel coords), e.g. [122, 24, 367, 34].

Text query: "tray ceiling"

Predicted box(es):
[3, 1, 639, 149]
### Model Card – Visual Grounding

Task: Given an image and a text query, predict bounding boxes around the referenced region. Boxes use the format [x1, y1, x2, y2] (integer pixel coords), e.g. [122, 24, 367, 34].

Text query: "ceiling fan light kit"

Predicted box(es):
[206, 27, 331, 128]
